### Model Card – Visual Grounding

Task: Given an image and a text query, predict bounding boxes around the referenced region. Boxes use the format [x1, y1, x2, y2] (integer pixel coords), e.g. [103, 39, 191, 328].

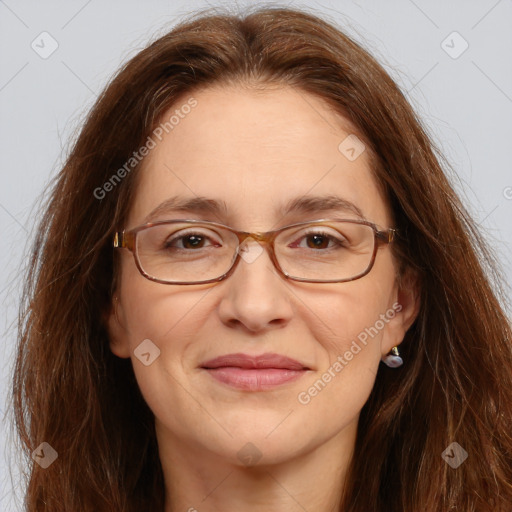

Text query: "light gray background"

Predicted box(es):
[1, 0, 511, 509]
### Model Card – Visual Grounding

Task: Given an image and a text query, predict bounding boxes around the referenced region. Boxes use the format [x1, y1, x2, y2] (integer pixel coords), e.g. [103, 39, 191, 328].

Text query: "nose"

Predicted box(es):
[216, 239, 294, 334]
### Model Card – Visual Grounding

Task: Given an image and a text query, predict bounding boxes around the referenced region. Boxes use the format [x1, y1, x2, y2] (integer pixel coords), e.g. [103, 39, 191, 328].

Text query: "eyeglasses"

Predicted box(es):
[113, 218, 396, 285]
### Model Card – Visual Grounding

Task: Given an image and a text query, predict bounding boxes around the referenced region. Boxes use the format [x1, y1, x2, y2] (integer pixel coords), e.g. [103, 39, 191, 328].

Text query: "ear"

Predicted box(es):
[104, 296, 131, 359]
[381, 268, 421, 355]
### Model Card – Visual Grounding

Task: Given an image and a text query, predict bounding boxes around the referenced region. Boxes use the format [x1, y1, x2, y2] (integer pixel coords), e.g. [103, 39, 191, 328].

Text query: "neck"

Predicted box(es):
[158, 420, 357, 512]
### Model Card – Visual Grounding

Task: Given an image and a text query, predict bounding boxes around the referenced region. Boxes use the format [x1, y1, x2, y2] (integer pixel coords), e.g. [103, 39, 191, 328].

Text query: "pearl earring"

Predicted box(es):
[382, 346, 403, 368]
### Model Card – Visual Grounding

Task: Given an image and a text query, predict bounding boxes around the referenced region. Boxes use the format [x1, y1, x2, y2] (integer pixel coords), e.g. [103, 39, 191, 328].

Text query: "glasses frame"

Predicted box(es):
[113, 218, 397, 285]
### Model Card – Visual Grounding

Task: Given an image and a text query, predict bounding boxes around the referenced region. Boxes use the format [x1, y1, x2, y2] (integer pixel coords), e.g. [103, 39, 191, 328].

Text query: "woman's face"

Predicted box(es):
[108, 85, 416, 468]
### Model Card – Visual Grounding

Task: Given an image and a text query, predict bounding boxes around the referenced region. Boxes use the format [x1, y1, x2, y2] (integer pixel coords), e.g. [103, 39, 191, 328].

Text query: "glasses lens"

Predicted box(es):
[275, 221, 376, 281]
[135, 222, 238, 283]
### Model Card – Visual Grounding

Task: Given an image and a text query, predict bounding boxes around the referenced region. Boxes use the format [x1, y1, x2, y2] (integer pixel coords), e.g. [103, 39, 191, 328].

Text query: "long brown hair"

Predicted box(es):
[11, 5, 512, 511]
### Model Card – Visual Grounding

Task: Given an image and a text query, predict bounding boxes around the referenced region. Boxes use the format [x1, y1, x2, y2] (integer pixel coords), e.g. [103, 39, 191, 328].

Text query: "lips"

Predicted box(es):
[200, 353, 310, 391]
[201, 353, 308, 370]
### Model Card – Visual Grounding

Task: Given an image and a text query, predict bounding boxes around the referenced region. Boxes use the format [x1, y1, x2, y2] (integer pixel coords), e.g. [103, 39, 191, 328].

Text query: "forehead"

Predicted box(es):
[126, 85, 390, 230]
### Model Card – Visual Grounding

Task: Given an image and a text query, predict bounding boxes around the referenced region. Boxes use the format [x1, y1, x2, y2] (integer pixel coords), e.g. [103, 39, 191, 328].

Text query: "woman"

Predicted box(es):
[12, 5, 512, 511]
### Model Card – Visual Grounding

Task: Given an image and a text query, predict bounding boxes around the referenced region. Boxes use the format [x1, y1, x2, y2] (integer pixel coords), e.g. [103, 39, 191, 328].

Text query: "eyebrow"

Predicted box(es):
[282, 195, 365, 220]
[143, 196, 227, 224]
[142, 194, 366, 224]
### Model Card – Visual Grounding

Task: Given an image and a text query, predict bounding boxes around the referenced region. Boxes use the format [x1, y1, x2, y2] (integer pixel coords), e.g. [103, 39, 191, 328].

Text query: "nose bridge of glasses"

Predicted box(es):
[238, 231, 269, 244]
[224, 230, 288, 289]
[233, 230, 277, 269]
[233, 229, 277, 251]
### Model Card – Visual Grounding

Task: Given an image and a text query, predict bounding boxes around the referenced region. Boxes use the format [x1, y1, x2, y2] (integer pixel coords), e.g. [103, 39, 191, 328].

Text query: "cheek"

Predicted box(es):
[309, 274, 393, 355]
[118, 281, 217, 441]
[117, 269, 209, 389]
[295, 270, 396, 402]
[119, 257, 209, 347]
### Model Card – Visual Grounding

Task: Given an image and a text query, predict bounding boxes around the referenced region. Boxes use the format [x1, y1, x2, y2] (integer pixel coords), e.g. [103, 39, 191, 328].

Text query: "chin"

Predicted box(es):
[215, 424, 311, 466]
[222, 437, 308, 469]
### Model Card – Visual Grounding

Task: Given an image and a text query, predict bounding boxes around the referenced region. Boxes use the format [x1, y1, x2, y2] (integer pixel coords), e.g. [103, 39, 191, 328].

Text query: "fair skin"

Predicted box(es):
[108, 84, 419, 512]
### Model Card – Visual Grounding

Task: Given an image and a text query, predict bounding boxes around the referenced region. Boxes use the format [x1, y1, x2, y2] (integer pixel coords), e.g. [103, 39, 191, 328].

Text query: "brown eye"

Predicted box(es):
[304, 234, 330, 249]
[289, 229, 346, 250]
[167, 234, 207, 249]
[163, 228, 221, 251]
